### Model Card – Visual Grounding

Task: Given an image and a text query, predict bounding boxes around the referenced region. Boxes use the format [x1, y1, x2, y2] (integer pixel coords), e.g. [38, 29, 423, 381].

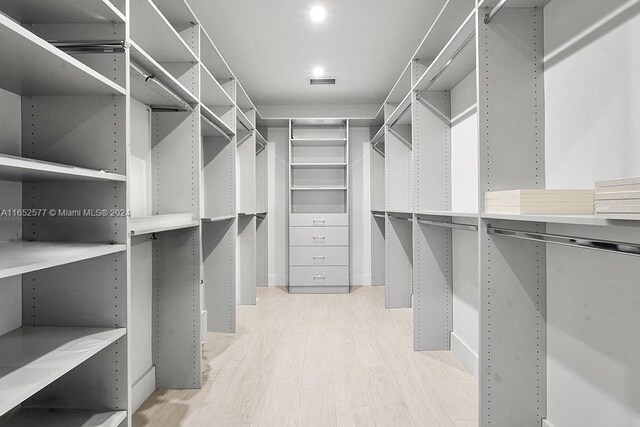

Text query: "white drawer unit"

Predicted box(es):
[289, 213, 348, 227]
[290, 266, 349, 287]
[289, 246, 349, 266]
[289, 226, 348, 247]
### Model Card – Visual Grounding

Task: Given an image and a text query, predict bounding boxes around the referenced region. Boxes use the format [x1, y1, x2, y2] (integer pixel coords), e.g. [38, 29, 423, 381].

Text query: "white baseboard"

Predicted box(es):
[450, 331, 478, 378]
[268, 274, 286, 286]
[350, 273, 372, 286]
[132, 365, 156, 412]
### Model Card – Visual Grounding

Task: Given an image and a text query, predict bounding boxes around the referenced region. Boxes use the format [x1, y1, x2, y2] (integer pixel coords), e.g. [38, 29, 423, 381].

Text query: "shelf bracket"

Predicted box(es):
[487, 225, 640, 257]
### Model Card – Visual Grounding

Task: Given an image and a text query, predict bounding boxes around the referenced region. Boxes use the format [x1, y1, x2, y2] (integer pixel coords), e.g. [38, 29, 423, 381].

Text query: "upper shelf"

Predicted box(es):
[0, 0, 125, 23]
[386, 92, 412, 127]
[0, 241, 126, 280]
[385, 63, 412, 105]
[0, 408, 127, 427]
[201, 104, 235, 137]
[291, 138, 346, 147]
[129, 41, 197, 109]
[0, 154, 126, 183]
[152, 0, 198, 29]
[200, 27, 234, 80]
[200, 64, 234, 108]
[478, 0, 552, 8]
[130, 214, 199, 236]
[291, 163, 348, 169]
[414, 9, 476, 93]
[0, 326, 126, 417]
[0, 13, 125, 96]
[130, 0, 197, 64]
[481, 213, 640, 227]
[237, 107, 256, 131]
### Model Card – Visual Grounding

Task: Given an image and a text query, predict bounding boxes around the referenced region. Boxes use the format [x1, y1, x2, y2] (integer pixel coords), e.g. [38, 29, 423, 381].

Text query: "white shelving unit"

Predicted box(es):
[289, 119, 350, 294]
[369, 0, 640, 425]
[0, 1, 267, 424]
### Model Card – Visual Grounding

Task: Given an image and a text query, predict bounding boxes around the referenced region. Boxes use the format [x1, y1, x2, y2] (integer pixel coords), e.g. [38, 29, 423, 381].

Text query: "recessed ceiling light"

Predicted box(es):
[309, 5, 326, 22]
[312, 67, 325, 78]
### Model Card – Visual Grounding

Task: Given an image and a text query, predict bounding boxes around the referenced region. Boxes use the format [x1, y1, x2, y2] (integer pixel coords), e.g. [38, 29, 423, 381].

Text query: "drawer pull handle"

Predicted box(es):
[313, 235, 326, 240]
[312, 255, 326, 259]
[313, 218, 325, 223]
[313, 275, 326, 279]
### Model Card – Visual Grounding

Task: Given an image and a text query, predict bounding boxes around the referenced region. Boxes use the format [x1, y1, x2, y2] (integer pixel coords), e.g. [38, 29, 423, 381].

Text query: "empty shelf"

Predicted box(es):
[0, 13, 125, 96]
[414, 9, 476, 93]
[200, 64, 234, 107]
[130, 0, 197, 63]
[0, 0, 125, 23]
[236, 107, 255, 131]
[201, 104, 235, 137]
[291, 163, 348, 169]
[291, 138, 346, 146]
[291, 187, 347, 191]
[200, 28, 234, 80]
[386, 92, 413, 126]
[129, 41, 197, 109]
[479, 0, 552, 7]
[416, 210, 479, 218]
[0, 327, 126, 417]
[152, 0, 198, 27]
[130, 214, 198, 236]
[0, 241, 126, 280]
[0, 408, 127, 427]
[202, 215, 236, 223]
[0, 154, 126, 183]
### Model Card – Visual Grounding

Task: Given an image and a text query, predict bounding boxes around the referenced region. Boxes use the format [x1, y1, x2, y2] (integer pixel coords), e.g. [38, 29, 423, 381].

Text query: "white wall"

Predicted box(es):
[266, 125, 372, 286]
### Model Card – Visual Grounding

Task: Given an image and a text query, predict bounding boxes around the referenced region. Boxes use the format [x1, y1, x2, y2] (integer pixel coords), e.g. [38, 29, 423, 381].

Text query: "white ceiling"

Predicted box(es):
[188, 0, 446, 107]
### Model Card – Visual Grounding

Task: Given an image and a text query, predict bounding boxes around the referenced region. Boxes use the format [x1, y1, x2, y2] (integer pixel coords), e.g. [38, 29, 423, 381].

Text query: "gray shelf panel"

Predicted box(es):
[0, 0, 125, 23]
[0, 241, 126, 280]
[130, 214, 198, 236]
[130, 0, 197, 63]
[201, 104, 235, 137]
[0, 14, 125, 96]
[0, 154, 126, 183]
[0, 408, 126, 427]
[0, 327, 126, 416]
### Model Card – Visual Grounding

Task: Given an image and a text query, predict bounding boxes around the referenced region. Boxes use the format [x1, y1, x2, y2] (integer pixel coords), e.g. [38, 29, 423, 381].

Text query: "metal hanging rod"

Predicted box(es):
[416, 32, 476, 101]
[372, 143, 385, 157]
[256, 213, 266, 220]
[487, 226, 640, 258]
[389, 101, 412, 129]
[387, 127, 412, 148]
[373, 213, 386, 219]
[131, 62, 192, 111]
[388, 214, 413, 222]
[201, 114, 232, 142]
[484, 0, 510, 24]
[417, 218, 478, 232]
[50, 40, 128, 54]
[237, 117, 252, 133]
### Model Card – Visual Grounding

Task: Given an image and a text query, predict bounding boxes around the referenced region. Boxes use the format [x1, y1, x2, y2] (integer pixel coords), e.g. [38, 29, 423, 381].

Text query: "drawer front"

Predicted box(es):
[290, 226, 348, 246]
[290, 213, 348, 227]
[290, 266, 349, 286]
[290, 247, 349, 266]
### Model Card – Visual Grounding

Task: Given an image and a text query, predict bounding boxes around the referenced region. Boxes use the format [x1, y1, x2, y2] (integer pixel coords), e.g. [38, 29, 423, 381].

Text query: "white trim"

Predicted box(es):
[131, 365, 156, 413]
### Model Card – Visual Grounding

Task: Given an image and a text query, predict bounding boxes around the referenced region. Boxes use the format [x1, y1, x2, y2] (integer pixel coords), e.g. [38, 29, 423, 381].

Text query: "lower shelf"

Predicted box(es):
[129, 213, 198, 236]
[0, 408, 126, 427]
[0, 327, 126, 416]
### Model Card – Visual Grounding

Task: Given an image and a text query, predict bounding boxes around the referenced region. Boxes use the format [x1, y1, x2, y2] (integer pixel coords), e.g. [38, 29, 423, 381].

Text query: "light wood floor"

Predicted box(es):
[134, 286, 478, 427]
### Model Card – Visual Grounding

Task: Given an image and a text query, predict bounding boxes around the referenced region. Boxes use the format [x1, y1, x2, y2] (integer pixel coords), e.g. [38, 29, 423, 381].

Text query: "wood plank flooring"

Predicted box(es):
[133, 286, 478, 427]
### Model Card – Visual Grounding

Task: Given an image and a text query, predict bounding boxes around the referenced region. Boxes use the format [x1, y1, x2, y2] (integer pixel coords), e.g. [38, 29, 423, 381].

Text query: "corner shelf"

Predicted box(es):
[129, 214, 198, 236]
[0, 154, 126, 183]
[0, 327, 126, 417]
[0, 13, 125, 96]
[0, 408, 127, 427]
[0, 241, 126, 280]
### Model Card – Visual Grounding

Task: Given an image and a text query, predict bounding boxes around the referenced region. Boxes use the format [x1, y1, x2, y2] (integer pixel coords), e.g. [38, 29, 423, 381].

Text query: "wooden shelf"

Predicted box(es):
[129, 214, 198, 236]
[0, 241, 126, 280]
[0, 154, 126, 183]
[129, 41, 197, 109]
[0, 13, 125, 96]
[0, 0, 125, 23]
[130, 0, 197, 63]
[0, 408, 127, 427]
[414, 9, 476, 93]
[0, 327, 126, 417]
